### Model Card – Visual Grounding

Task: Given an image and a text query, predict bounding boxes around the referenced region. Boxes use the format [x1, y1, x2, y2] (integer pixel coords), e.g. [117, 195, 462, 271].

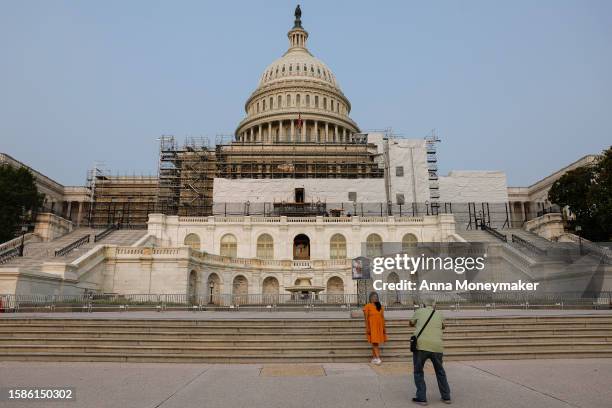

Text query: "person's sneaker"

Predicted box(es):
[374, 358, 382, 365]
[370, 358, 377, 364]
[441, 398, 452, 404]
[412, 397, 428, 405]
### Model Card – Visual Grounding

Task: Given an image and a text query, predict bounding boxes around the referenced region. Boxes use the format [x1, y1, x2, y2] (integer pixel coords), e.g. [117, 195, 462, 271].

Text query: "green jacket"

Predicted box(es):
[411, 306, 445, 353]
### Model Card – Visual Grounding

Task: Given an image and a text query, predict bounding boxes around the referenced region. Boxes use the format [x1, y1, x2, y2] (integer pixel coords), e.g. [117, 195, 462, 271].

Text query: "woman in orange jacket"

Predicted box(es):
[363, 291, 388, 365]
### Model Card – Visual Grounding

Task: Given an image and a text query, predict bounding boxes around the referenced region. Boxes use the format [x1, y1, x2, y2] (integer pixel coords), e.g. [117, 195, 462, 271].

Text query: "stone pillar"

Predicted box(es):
[268, 122, 272, 144]
[290, 120, 294, 142]
[301, 119, 306, 142]
[258, 124, 262, 143]
[278, 121, 283, 142]
[77, 201, 83, 227]
[250, 127, 254, 143]
[343, 128, 346, 143]
[66, 201, 72, 221]
[334, 125, 338, 143]
[314, 121, 318, 142]
[325, 122, 329, 143]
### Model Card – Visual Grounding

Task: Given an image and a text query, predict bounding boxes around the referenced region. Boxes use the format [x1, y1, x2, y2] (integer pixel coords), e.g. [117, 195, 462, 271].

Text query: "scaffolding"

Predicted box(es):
[156, 135, 216, 216]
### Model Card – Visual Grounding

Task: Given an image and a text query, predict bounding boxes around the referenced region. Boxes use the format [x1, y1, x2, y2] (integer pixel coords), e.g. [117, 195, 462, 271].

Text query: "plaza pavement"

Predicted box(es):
[0, 359, 611, 408]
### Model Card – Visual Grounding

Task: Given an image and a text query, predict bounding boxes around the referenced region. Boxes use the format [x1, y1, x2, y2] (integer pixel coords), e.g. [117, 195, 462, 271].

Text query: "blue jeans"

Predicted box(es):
[413, 349, 451, 401]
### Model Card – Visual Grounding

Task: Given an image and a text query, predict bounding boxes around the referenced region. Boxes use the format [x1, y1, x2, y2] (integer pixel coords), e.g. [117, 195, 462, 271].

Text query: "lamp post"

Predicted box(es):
[209, 282, 215, 304]
[575, 225, 583, 255]
[18, 224, 28, 257]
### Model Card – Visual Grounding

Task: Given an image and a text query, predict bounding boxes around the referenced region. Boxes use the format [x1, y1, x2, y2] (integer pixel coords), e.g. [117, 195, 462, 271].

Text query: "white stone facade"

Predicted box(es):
[438, 171, 509, 203]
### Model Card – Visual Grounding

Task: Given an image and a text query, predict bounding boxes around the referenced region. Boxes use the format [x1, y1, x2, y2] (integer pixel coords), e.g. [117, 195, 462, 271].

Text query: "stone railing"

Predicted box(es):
[111, 245, 351, 270]
[524, 213, 564, 240]
[0, 233, 39, 253]
[176, 215, 428, 225]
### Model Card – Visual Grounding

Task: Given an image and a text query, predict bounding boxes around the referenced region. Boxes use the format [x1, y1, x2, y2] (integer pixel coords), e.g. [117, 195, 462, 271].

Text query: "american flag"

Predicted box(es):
[296, 113, 303, 129]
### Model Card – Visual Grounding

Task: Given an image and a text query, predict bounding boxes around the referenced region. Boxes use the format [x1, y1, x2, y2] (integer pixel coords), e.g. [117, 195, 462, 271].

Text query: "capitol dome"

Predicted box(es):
[235, 6, 360, 144]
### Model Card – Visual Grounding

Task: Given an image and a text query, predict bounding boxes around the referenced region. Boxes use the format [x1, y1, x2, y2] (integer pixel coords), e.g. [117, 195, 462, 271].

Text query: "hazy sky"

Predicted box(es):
[1, 0, 610, 186]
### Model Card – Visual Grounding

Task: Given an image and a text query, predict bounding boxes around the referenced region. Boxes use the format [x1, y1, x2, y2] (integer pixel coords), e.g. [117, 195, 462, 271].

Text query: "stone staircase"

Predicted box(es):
[0, 228, 147, 273]
[0, 315, 610, 363]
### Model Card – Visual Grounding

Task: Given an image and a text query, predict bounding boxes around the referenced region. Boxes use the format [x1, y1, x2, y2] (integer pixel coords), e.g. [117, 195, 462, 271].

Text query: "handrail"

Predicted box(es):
[0, 247, 20, 264]
[511, 234, 546, 256]
[482, 225, 507, 242]
[94, 224, 117, 242]
[54, 235, 90, 257]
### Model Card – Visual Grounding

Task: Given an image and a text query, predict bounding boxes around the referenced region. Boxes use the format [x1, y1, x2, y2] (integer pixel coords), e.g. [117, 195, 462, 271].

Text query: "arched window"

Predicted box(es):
[220, 234, 237, 257]
[269, 97, 273, 109]
[306, 94, 310, 107]
[184, 233, 200, 250]
[402, 233, 418, 251]
[287, 94, 291, 106]
[256, 234, 274, 259]
[323, 97, 327, 110]
[315, 95, 319, 108]
[329, 234, 347, 259]
[232, 275, 248, 304]
[296, 94, 301, 106]
[366, 234, 383, 257]
[278, 95, 282, 108]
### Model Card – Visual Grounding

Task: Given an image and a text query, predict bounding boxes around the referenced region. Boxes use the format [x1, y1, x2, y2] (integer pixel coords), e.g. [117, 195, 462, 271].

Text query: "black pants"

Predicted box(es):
[413, 349, 451, 401]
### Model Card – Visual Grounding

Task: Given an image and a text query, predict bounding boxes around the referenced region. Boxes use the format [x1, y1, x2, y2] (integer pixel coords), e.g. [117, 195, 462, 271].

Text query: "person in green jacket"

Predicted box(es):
[409, 297, 451, 405]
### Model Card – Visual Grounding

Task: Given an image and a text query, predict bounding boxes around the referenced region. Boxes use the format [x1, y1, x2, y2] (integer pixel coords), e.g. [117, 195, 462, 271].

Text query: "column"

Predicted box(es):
[290, 120, 294, 142]
[278, 121, 283, 142]
[301, 119, 306, 142]
[77, 202, 83, 227]
[334, 125, 338, 143]
[66, 201, 72, 221]
[258, 124, 262, 143]
[250, 127, 254, 143]
[325, 122, 329, 143]
[314, 121, 318, 142]
[343, 128, 346, 143]
[268, 122, 272, 144]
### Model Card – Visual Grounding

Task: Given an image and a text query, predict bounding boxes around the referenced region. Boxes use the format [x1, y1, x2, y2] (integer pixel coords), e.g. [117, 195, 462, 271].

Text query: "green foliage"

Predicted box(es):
[548, 147, 612, 241]
[0, 165, 43, 242]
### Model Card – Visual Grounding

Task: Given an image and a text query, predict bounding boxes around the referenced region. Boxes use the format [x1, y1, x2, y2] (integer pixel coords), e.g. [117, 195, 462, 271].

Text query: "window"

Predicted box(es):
[296, 94, 301, 106]
[330, 234, 347, 259]
[262, 99, 266, 110]
[256, 234, 274, 259]
[295, 188, 305, 203]
[287, 94, 291, 106]
[323, 97, 327, 110]
[315, 95, 319, 108]
[256, 102, 259, 113]
[306, 94, 310, 106]
[348, 192, 357, 202]
[366, 234, 383, 257]
[184, 234, 200, 250]
[396, 166, 404, 177]
[396, 193, 405, 205]
[278, 95, 282, 108]
[270, 97, 273, 109]
[402, 233, 418, 251]
[220, 234, 237, 257]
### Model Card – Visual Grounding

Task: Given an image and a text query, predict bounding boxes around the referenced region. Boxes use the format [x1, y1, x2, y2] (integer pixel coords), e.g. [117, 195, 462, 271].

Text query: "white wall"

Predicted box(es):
[213, 178, 386, 203]
[438, 171, 508, 203]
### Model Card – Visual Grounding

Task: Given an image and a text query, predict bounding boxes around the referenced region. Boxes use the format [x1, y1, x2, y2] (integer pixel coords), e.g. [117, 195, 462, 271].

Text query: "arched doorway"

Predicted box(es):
[220, 234, 237, 257]
[326, 276, 344, 303]
[262, 276, 280, 303]
[232, 275, 248, 305]
[387, 272, 400, 305]
[207, 273, 221, 304]
[293, 234, 310, 260]
[188, 270, 198, 305]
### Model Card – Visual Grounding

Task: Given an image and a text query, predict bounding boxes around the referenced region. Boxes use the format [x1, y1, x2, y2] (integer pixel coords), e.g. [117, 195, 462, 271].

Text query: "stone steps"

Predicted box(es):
[1, 315, 611, 363]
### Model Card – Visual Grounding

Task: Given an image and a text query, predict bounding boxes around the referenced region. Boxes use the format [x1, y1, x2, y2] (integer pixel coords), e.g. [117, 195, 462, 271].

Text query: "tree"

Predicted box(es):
[0, 165, 43, 243]
[548, 147, 612, 241]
